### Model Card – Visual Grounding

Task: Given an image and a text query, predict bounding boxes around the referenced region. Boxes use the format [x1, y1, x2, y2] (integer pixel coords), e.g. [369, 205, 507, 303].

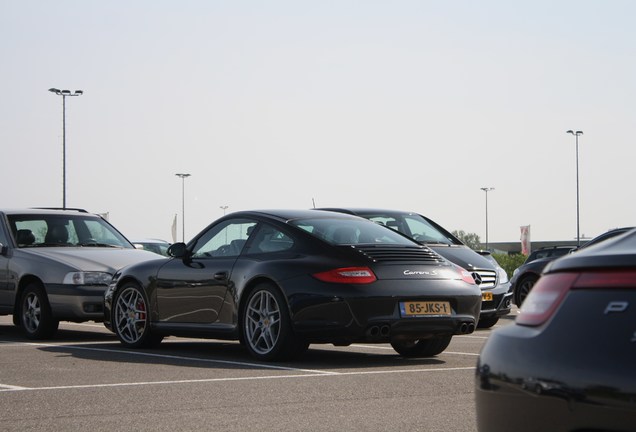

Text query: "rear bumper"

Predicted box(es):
[288, 279, 481, 344]
[475, 323, 636, 432]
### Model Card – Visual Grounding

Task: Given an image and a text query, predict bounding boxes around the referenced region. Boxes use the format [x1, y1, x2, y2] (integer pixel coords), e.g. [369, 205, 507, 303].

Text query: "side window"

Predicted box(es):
[0, 220, 8, 246]
[191, 219, 256, 258]
[245, 224, 294, 254]
[13, 219, 48, 247]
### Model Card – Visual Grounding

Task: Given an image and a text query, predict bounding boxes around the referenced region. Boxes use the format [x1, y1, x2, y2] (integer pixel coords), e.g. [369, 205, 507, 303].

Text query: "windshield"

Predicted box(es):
[8, 214, 134, 248]
[290, 216, 418, 246]
[354, 212, 459, 246]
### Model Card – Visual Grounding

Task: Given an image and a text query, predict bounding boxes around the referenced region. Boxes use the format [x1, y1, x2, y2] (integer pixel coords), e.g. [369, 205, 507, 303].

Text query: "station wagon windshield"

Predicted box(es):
[8, 214, 133, 248]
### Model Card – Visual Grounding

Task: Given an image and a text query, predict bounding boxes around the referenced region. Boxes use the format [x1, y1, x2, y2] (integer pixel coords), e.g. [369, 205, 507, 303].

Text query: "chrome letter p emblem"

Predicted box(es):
[604, 301, 629, 314]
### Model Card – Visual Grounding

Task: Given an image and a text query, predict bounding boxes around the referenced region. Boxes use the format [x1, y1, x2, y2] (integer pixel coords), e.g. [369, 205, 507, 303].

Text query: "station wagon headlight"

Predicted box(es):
[497, 266, 509, 284]
[63, 271, 113, 286]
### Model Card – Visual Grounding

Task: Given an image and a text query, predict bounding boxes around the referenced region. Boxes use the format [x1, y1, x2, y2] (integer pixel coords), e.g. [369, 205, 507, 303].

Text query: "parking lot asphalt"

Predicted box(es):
[0, 310, 518, 431]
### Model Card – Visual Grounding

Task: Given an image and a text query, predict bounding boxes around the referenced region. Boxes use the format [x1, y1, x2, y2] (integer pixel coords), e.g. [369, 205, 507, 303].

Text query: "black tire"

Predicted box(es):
[391, 335, 452, 357]
[477, 316, 499, 329]
[242, 283, 308, 361]
[515, 275, 538, 307]
[112, 283, 163, 348]
[20, 283, 59, 339]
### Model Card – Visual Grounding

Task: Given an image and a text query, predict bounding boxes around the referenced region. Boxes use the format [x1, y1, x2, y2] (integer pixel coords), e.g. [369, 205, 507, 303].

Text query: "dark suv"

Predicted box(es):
[510, 246, 576, 306]
[0, 208, 160, 339]
[512, 228, 635, 306]
[318, 208, 513, 328]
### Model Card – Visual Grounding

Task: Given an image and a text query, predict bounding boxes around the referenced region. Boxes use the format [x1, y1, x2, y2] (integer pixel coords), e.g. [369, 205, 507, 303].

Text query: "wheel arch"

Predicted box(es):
[111, 275, 154, 320]
[514, 272, 540, 306]
[13, 275, 45, 325]
[237, 276, 285, 340]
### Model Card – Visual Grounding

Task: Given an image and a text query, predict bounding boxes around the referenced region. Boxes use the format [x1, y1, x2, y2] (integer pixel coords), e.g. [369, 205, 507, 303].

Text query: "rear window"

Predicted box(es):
[527, 248, 573, 263]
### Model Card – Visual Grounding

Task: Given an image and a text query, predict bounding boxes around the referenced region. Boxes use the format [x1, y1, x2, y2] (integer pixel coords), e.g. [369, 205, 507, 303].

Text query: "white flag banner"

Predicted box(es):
[520, 225, 531, 255]
[171, 214, 177, 243]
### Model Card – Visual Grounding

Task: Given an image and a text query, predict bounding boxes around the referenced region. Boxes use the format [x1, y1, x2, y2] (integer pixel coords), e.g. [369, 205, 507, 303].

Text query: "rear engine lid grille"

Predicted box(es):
[350, 245, 445, 263]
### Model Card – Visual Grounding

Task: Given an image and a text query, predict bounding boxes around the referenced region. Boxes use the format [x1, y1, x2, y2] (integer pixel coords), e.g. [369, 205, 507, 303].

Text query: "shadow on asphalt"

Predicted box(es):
[0, 320, 452, 371]
[1, 312, 490, 371]
[0, 322, 116, 342]
[33, 338, 449, 371]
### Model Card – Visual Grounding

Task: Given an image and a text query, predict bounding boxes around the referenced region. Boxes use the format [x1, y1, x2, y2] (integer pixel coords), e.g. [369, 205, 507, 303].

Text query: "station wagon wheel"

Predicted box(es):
[391, 335, 452, 357]
[113, 283, 162, 348]
[242, 283, 308, 361]
[20, 283, 59, 339]
[515, 275, 538, 306]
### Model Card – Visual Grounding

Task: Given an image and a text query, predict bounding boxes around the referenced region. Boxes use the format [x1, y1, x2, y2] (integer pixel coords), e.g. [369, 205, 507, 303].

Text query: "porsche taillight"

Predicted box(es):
[517, 269, 636, 326]
[452, 264, 476, 285]
[313, 267, 377, 284]
[573, 269, 636, 289]
[516, 273, 577, 327]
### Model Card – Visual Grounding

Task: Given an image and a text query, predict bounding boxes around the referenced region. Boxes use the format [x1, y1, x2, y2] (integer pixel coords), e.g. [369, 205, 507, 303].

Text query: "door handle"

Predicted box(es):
[214, 271, 228, 281]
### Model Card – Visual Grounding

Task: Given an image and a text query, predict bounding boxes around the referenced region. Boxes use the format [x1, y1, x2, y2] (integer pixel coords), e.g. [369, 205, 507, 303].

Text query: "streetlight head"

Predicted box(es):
[175, 173, 191, 179]
[480, 187, 495, 192]
[74, 90, 83, 95]
[61, 90, 71, 95]
[48, 88, 60, 94]
[566, 130, 574, 135]
[576, 130, 583, 135]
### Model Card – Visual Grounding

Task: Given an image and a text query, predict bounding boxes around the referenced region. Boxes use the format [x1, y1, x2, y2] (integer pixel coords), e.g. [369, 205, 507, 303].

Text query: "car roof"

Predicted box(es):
[316, 207, 420, 216]
[229, 209, 364, 221]
[578, 226, 636, 249]
[548, 228, 636, 271]
[0, 208, 97, 216]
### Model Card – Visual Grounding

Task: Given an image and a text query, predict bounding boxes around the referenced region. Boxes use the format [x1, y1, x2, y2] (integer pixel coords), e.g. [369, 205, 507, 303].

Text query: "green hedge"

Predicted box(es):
[491, 253, 527, 279]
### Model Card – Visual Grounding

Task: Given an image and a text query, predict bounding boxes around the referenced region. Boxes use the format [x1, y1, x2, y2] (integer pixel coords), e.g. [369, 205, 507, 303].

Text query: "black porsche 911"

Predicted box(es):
[475, 228, 636, 431]
[104, 209, 481, 361]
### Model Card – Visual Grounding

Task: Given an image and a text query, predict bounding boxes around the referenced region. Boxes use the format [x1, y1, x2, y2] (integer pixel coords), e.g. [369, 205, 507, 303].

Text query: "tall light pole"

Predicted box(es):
[175, 173, 191, 242]
[49, 88, 83, 208]
[566, 130, 583, 247]
[480, 187, 495, 250]
[220, 205, 228, 215]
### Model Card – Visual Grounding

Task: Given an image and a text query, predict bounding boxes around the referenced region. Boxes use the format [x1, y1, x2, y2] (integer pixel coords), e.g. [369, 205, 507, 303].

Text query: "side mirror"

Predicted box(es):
[167, 242, 188, 258]
[0, 243, 6, 256]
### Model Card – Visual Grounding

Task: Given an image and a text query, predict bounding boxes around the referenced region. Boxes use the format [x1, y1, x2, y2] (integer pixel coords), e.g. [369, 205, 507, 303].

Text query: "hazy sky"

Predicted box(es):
[2, 1, 635, 244]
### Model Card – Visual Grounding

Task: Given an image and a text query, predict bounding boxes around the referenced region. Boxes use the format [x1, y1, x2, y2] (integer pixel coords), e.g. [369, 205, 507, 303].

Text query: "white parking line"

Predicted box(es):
[351, 344, 479, 357]
[0, 384, 28, 391]
[0, 366, 475, 392]
[0, 340, 477, 393]
[8, 341, 339, 374]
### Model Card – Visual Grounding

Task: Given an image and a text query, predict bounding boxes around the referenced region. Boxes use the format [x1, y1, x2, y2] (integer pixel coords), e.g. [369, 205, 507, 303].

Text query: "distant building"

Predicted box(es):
[485, 241, 578, 255]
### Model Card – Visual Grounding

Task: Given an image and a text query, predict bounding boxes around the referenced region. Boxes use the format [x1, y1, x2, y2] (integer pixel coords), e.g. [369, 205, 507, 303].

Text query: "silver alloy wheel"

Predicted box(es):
[245, 290, 281, 355]
[114, 286, 148, 344]
[22, 291, 41, 333]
